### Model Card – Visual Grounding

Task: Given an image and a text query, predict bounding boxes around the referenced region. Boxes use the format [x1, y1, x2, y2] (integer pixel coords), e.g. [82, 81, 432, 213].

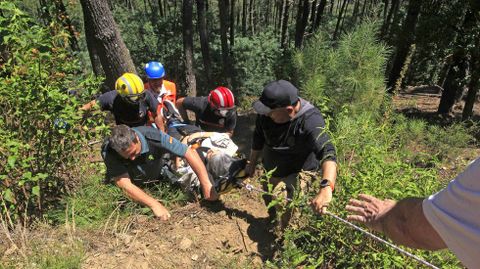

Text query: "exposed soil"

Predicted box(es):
[1, 88, 479, 268]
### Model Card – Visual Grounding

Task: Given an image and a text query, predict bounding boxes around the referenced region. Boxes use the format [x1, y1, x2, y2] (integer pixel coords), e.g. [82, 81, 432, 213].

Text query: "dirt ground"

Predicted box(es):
[2, 88, 479, 268]
[79, 190, 275, 269]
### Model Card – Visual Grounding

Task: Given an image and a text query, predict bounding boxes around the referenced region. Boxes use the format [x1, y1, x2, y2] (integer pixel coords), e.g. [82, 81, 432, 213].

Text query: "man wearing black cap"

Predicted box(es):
[245, 80, 337, 224]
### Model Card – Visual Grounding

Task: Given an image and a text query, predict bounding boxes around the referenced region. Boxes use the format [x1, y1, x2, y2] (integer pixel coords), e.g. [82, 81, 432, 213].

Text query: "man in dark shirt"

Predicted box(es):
[81, 73, 163, 128]
[101, 125, 218, 220]
[176, 87, 237, 136]
[245, 80, 337, 226]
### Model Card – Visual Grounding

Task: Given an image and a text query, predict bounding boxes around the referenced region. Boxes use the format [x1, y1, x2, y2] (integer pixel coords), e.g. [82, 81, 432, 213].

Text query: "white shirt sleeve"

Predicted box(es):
[423, 158, 480, 269]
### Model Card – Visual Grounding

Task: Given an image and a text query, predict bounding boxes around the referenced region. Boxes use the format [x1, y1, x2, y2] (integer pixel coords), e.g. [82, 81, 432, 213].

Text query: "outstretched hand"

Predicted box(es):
[345, 194, 396, 232]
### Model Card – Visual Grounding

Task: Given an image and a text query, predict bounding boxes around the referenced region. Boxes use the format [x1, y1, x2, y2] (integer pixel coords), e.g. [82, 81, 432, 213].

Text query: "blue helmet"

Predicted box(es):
[145, 61, 165, 79]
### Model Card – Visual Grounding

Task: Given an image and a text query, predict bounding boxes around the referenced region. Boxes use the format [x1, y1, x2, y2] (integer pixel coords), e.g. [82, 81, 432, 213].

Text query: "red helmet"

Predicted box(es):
[208, 87, 235, 109]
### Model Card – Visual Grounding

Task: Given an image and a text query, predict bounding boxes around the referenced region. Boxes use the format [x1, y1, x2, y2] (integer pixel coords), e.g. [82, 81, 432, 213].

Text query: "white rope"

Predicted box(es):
[238, 182, 440, 269]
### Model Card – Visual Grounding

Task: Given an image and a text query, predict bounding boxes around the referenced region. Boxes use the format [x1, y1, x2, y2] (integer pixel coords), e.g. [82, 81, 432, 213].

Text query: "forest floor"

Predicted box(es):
[2, 88, 480, 269]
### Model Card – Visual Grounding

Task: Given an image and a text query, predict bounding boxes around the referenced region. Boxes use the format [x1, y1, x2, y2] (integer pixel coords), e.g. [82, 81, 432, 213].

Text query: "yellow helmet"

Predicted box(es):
[115, 73, 145, 102]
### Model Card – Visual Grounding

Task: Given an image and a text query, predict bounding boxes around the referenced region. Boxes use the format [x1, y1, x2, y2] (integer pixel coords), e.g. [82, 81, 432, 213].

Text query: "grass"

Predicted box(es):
[28, 240, 85, 269]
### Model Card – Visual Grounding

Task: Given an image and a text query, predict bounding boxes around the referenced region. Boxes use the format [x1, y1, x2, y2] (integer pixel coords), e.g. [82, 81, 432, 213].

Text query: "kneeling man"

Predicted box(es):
[101, 125, 218, 221]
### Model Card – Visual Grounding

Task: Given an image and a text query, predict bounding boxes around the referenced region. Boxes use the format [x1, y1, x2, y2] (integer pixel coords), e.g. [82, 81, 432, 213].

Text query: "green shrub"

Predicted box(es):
[233, 32, 282, 96]
[0, 2, 103, 223]
[295, 21, 389, 116]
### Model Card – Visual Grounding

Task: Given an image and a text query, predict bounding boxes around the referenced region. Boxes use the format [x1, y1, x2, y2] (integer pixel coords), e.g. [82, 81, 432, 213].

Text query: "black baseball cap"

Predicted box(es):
[253, 80, 299, 115]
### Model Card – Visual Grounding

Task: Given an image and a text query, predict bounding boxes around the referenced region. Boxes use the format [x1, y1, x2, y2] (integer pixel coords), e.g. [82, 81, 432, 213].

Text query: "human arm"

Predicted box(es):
[176, 97, 191, 124]
[154, 113, 166, 132]
[114, 174, 170, 221]
[82, 90, 117, 112]
[182, 131, 216, 144]
[224, 111, 237, 137]
[346, 194, 446, 250]
[311, 160, 337, 214]
[80, 100, 97, 111]
[245, 149, 261, 177]
[245, 116, 265, 177]
[145, 91, 166, 132]
[306, 112, 338, 214]
[184, 147, 219, 201]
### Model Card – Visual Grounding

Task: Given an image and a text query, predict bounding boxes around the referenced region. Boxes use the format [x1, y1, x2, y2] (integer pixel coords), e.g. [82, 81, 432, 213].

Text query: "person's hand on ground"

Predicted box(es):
[345, 194, 396, 232]
[151, 204, 171, 221]
[310, 187, 333, 214]
[202, 183, 219, 201]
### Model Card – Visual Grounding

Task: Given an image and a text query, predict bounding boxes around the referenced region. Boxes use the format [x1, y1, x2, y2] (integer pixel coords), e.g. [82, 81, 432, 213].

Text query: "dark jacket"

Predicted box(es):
[252, 98, 336, 177]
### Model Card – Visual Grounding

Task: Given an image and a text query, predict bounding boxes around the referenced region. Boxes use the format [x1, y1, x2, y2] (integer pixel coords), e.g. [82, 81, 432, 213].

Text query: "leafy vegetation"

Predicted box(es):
[0, 2, 105, 223]
[270, 21, 471, 268]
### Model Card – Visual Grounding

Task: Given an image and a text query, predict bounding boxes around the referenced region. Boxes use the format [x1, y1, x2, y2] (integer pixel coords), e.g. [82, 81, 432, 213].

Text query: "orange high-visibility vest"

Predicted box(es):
[146, 80, 177, 126]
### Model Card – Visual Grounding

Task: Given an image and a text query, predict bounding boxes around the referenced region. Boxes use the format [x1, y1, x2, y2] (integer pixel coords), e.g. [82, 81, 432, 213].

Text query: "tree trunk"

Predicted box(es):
[310, 0, 317, 24]
[83, 6, 104, 77]
[80, 0, 136, 90]
[462, 49, 480, 120]
[158, 0, 164, 16]
[277, 0, 285, 36]
[437, 52, 468, 114]
[312, 0, 327, 32]
[196, 0, 212, 87]
[360, 0, 368, 21]
[242, 0, 248, 36]
[386, 0, 422, 93]
[351, 0, 361, 25]
[230, 0, 235, 47]
[294, 0, 310, 48]
[219, 0, 234, 88]
[383, 0, 389, 20]
[249, 0, 255, 35]
[333, 0, 348, 40]
[280, 0, 291, 48]
[182, 0, 197, 96]
[381, 0, 399, 37]
[265, 0, 272, 26]
[463, 0, 480, 119]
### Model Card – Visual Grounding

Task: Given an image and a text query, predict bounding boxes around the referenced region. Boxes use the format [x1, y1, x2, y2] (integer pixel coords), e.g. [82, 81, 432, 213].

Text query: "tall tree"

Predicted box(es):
[462, 41, 480, 120]
[333, 0, 349, 40]
[219, 0, 234, 88]
[438, 10, 476, 114]
[462, 0, 480, 119]
[242, 0, 248, 36]
[276, 0, 285, 36]
[294, 0, 310, 48]
[230, 0, 236, 47]
[249, 0, 255, 35]
[80, 0, 136, 91]
[437, 50, 468, 114]
[182, 0, 197, 96]
[83, 9, 104, 77]
[381, 0, 400, 37]
[312, 0, 327, 32]
[196, 0, 212, 87]
[280, 0, 291, 48]
[386, 0, 422, 93]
